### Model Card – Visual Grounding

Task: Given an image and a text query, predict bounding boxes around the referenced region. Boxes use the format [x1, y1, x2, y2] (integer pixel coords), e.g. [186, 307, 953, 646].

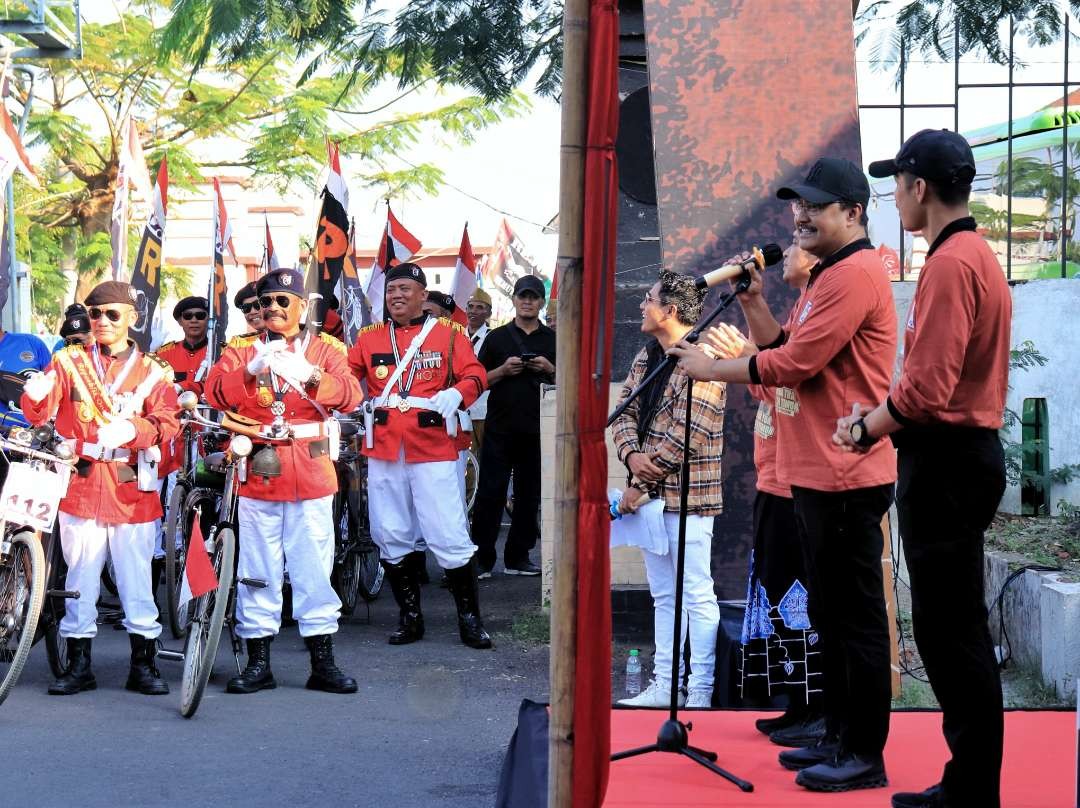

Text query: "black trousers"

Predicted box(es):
[791, 482, 894, 758]
[470, 429, 541, 571]
[896, 427, 1005, 807]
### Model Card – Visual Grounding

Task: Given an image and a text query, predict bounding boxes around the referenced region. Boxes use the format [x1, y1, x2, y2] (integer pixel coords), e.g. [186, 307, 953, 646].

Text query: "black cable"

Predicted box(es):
[988, 563, 1059, 670]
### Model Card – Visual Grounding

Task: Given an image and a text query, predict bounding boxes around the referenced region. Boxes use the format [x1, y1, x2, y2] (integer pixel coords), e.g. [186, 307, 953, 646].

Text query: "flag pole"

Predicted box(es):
[549, 0, 589, 804]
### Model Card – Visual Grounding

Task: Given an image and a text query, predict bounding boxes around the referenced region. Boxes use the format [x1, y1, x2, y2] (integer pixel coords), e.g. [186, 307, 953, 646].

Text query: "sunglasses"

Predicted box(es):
[258, 294, 294, 310]
[181, 311, 208, 321]
[239, 300, 262, 314]
[789, 199, 834, 217]
[88, 308, 125, 323]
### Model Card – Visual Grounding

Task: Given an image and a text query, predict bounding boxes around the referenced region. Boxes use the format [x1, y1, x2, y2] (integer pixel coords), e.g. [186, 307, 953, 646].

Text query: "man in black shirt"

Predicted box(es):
[471, 275, 556, 577]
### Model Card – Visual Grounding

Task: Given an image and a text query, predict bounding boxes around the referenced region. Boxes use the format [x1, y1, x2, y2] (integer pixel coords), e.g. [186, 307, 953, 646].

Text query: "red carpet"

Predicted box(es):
[605, 710, 1073, 807]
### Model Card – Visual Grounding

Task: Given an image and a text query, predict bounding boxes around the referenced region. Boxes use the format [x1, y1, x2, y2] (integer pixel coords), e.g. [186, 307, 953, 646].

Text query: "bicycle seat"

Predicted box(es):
[203, 452, 228, 474]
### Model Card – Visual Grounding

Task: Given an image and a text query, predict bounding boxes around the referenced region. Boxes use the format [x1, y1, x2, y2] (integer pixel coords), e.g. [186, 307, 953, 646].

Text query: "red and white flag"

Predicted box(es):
[110, 117, 152, 280]
[264, 215, 280, 274]
[0, 108, 37, 187]
[364, 204, 422, 322]
[177, 517, 218, 610]
[450, 223, 479, 310]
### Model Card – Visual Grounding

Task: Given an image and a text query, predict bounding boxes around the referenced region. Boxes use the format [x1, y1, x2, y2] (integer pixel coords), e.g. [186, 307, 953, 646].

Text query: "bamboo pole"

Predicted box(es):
[549, 0, 590, 804]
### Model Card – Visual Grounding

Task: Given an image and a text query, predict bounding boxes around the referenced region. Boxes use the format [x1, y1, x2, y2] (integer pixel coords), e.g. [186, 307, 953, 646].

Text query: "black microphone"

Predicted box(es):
[694, 243, 784, 290]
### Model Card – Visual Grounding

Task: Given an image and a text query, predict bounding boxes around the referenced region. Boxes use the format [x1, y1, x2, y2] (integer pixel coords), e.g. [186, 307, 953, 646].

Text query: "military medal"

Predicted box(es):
[375, 365, 389, 380]
[397, 399, 411, 413]
[77, 401, 94, 423]
[270, 401, 286, 416]
[257, 387, 274, 407]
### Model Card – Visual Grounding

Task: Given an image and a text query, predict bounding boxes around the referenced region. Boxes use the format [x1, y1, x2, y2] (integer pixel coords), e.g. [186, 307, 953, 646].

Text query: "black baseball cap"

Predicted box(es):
[513, 275, 546, 298]
[776, 157, 870, 208]
[868, 129, 976, 185]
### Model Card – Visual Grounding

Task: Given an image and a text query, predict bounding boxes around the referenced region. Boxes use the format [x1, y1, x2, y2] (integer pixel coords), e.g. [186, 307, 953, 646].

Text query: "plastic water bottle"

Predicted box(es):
[625, 649, 642, 697]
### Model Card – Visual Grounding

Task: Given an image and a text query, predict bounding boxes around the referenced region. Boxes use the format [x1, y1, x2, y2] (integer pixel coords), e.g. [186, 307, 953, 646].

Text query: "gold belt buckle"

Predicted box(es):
[397, 399, 412, 413]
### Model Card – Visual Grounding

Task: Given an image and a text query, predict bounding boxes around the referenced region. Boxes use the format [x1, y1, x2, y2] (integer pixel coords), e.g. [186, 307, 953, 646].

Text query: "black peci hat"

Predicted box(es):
[172, 296, 208, 320]
[385, 262, 427, 288]
[60, 304, 90, 338]
[234, 281, 258, 309]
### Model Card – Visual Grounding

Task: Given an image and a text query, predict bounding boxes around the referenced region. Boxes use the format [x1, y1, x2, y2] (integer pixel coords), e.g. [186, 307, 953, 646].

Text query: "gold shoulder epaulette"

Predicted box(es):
[318, 332, 347, 354]
[227, 333, 260, 349]
[358, 322, 387, 335]
[439, 317, 467, 335]
[156, 340, 176, 352]
[144, 352, 175, 382]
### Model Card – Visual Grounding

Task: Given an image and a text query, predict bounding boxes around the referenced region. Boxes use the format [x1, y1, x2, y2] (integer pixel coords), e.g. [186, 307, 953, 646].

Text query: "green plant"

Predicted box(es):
[1001, 340, 1047, 486]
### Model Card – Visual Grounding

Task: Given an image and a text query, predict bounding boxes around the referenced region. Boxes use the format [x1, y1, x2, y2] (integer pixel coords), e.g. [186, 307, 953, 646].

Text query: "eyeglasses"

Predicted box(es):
[181, 311, 208, 321]
[643, 291, 662, 305]
[789, 199, 834, 217]
[258, 294, 293, 310]
[239, 300, 262, 314]
[88, 308, 124, 323]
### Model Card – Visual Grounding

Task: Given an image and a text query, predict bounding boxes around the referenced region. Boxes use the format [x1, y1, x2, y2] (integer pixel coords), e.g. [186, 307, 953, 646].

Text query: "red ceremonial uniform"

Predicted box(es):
[205, 332, 362, 502]
[156, 338, 208, 396]
[347, 316, 486, 463]
[20, 343, 180, 524]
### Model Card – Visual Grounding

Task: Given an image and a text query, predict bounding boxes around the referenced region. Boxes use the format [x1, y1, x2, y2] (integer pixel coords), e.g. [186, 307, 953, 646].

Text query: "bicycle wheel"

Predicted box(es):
[41, 528, 69, 679]
[179, 525, 235, 719]
[332, 490, 360, 616]
[163, 481, 191, 638]
[463, 450, 480, 513]
[0, 530, 45, 706]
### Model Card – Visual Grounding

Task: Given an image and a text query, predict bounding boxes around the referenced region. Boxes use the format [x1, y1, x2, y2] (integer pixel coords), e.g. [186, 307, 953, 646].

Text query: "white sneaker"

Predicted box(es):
[685, 689, 713, 709]
[617, 678, 686, 708]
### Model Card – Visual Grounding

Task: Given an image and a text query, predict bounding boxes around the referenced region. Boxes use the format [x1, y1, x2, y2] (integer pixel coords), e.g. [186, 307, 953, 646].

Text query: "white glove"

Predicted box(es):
[97, 417, 137, 450]
[23, 370, 56, 403]
[269, 350, 315, 385]
[429, 388, 463, 419]
[246, 339, 286, 376]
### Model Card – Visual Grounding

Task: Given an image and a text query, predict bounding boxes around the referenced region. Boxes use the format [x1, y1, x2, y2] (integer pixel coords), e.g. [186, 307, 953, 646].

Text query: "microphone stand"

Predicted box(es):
[609, 276, 753, 793]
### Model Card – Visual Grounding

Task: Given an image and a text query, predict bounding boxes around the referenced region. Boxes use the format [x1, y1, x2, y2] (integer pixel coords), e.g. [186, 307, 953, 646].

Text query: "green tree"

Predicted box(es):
[15, 0, 523, 329]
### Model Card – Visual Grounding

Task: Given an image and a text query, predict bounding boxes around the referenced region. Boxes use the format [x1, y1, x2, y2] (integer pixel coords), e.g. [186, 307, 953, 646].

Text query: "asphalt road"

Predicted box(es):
[1, 557, 549, 808]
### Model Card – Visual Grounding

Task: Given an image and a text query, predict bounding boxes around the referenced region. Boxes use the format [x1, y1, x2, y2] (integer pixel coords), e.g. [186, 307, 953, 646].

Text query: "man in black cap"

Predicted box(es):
[57, 303, 92, 349]
[470, 274, 556, 578]
[831, 130, 1010, 808]
[206, 267, 363, 695]
[21, 279, 179, 697]
[156, 296, 209, 397]
[422, 290, 457, 320]
[232, 281, 266, 339]
[670, 157, 897, 794]
[347, 262, 493, 648]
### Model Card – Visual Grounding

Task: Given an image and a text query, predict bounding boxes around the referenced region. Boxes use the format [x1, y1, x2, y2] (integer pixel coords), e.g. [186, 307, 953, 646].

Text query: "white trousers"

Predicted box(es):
[368, 449, 476, 569]
[641, 513, 720, 694]
[154, 471, 179, 558]
[235, 495, 340, 639]
[58, 513, 161, 639]
[413, 450, 470, 553]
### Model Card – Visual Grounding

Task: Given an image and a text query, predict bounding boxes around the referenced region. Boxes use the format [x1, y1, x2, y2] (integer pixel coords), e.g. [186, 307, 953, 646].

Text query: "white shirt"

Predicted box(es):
[467, 324, 490, 420]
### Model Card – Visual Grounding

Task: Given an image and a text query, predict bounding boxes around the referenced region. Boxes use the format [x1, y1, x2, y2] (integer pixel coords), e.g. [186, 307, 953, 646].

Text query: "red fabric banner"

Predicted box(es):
[573, 1, 619, 805]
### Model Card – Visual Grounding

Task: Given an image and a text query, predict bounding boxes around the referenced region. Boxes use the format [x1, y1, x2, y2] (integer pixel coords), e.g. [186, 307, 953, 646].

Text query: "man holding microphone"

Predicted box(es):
[833, 130, 1010, 808]
[671, 158, 897, 794]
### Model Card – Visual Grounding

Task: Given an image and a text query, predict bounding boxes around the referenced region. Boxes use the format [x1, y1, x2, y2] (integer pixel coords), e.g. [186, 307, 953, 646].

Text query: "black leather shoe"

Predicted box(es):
[304, 634, 358, 694]
[382, 560, 425, 644]
[226, 637, 277, 694]
[778, 736, 840, 771]
[48, 638, 97, 695]
[796, 752, 888, 793]
[770, 715, 827, 747]
[755, 706, 807, 736]
[892, 783, 949, 807]
[125, 634, 169, 695]
[445, 561, 493, 649]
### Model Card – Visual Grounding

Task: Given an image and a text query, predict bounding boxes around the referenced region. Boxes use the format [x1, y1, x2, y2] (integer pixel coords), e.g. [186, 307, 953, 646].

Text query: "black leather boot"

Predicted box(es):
[125, 634, 169, 695]
[382, 560, 424, 645]
[226, 637, 276, 694]
[445, 561, 493, 649]
[48, 638, 97, 695]
[304, 634, 358, 694]
[407, 550, 430, 584]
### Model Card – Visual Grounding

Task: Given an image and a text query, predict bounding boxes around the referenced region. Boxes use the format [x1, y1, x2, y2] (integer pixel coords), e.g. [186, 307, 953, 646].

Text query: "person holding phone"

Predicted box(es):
[470, 275, 556, 578]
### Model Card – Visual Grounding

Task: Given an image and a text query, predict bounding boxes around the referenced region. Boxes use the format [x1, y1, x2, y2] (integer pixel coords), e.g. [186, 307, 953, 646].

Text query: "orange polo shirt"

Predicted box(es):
[888, 218, 1011, 429]
[751, 239, 897, 492]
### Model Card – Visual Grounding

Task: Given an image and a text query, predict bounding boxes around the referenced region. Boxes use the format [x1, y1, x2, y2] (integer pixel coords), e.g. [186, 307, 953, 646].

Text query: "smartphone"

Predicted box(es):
[520, 352, 538, 362]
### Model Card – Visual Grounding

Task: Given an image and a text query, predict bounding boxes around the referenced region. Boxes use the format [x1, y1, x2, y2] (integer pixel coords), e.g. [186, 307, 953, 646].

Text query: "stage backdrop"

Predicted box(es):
[641, 0, 863, 596]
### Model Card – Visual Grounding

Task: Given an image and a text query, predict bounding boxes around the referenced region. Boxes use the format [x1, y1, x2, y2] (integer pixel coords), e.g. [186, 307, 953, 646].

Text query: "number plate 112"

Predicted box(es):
[2, 462, 65, 531]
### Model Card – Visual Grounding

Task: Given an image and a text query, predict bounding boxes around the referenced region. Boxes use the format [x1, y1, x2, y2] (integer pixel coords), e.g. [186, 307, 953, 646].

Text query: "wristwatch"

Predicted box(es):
[849, 417, 877, 449]
[305, 366, 323, 388]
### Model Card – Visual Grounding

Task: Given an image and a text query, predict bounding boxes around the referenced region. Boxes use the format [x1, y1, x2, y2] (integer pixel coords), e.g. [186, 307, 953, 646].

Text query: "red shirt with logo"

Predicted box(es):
[752, 240, 897, 492]
[888, 220, 1011, 429]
